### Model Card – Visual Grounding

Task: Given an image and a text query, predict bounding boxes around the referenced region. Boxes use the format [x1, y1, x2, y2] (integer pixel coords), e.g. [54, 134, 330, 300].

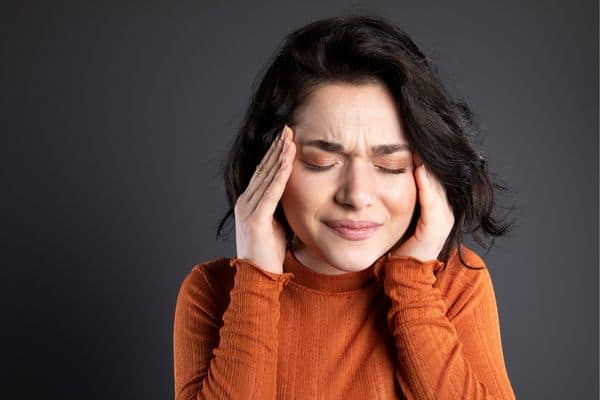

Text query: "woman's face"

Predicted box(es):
[281, 81, 418, 275]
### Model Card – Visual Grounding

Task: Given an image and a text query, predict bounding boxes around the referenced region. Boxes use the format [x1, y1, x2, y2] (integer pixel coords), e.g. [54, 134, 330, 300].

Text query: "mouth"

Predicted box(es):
[323, 220, 382, 241]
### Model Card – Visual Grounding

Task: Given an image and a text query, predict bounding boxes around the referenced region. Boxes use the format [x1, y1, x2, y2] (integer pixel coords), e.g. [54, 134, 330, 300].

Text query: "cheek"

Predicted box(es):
[281, 164, 320, 223]
[383, 175, 417, 215]
[282, 159, 334, 202]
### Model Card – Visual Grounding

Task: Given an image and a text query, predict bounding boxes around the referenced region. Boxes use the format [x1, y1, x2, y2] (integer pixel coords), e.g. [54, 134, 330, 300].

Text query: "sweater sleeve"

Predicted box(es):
[379, 253, 516, 399]
[173, 258, 294, 400]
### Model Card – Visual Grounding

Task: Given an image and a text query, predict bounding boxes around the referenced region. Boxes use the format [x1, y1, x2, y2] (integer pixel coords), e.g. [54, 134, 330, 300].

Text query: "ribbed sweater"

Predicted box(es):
[173, 244, 516, 399]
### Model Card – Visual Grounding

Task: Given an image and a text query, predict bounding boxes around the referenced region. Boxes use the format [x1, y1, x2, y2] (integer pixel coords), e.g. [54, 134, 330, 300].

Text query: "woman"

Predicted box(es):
[174, 14, 516, 400]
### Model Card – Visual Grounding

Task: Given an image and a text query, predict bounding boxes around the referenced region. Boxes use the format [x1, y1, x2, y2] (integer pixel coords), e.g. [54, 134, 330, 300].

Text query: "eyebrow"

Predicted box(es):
[301, 139, 411, 155]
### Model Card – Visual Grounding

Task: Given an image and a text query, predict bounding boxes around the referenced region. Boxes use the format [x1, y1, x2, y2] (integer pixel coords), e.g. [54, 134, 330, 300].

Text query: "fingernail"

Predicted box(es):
[277, 125, 285, 143]
[283, 135, 289, 151]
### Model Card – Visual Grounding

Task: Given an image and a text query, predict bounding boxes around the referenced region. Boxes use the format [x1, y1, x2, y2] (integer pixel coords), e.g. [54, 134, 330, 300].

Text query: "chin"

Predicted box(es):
[319, 240, 384, 271]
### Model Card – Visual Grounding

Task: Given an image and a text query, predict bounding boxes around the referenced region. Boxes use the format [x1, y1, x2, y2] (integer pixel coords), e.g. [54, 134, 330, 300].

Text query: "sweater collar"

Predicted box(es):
[283, 247, 389, 292]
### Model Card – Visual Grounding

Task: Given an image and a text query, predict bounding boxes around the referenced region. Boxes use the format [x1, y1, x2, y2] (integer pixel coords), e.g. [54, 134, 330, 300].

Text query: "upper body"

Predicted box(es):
[174, 14, 517, 400]
[173, 244, 516, 399]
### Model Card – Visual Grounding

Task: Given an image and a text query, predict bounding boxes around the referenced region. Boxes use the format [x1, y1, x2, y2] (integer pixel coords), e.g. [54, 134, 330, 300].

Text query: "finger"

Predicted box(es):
[246, 148, 286, 214]
[254, 133, 296, 220]
[245, 126, 287, 201]
[416, 164, 450, 223]
[245, 126, 285, 195]
[415, 164, 437, 222]
[412, 152, 423, 169]
[414, 164, 429, 207]
[246, 125, 293, 213]
[421, 164, 447, 198]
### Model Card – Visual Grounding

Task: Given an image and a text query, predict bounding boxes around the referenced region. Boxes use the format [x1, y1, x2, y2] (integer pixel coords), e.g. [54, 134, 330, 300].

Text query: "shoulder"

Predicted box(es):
[447, 244, 486, 269]
[175, 256, 236, 309]
[436, 245, 497, 319]
[440, 244, 488, 279]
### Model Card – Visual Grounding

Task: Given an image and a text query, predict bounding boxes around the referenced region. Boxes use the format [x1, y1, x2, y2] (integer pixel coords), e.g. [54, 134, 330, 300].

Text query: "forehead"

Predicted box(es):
[292, 81, 408, 145]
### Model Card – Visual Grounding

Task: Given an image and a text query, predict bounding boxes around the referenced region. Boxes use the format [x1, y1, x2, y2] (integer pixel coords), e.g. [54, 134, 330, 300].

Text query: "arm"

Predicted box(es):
[173, 258, 294, 400]
[380, 254, 516, 399]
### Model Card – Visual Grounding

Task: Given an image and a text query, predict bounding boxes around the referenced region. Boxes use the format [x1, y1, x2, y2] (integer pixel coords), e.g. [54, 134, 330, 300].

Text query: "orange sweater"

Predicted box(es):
[173, 245, 516, 399]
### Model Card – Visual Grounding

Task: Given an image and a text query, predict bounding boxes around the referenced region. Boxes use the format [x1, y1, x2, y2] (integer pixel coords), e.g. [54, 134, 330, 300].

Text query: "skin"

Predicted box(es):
[234, 125, 296, 274]
[278, 81, 455, 275]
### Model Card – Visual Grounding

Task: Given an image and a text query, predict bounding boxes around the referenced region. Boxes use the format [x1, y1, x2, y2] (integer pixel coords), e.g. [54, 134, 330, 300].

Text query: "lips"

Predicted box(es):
[325, 220, 382, 229]
[324, 220, 382, 241]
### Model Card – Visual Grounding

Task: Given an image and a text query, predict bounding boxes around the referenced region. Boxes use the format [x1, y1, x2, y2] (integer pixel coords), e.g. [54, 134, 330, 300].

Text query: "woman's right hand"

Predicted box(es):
[234, 125, 296, 274]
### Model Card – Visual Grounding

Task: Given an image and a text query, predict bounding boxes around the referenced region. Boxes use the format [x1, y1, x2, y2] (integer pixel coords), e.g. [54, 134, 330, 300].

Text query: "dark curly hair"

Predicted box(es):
[215, 14, 515, 270]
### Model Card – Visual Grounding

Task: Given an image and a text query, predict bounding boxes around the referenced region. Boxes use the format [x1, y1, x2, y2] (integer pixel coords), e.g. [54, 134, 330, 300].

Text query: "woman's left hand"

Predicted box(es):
[390, 155, 455, 263]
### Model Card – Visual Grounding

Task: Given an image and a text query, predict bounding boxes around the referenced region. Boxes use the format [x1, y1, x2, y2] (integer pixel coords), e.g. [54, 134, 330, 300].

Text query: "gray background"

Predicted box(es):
[2, 1, 597, 399]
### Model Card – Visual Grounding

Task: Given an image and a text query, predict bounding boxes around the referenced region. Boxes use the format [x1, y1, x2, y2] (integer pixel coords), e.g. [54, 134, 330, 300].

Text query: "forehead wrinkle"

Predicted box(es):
[314, 99, 370, 156]
[327, 107, 397, 158]
[293, 82, 408, 157]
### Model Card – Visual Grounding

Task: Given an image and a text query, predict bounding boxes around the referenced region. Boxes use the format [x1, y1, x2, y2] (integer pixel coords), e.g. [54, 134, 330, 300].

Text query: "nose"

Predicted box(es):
[334, 158, 376, 209]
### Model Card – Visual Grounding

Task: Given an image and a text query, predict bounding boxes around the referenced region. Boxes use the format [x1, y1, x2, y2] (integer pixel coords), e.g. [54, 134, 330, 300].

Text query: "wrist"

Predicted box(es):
[390, 237, 442, 263]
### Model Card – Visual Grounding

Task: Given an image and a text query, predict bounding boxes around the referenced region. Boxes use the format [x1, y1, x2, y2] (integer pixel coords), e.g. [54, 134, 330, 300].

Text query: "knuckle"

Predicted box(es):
[234, 194, 245, 206]
[234, 196, 247, 211]
[265, 189, 279, 201]
[245, 216, 262, 231]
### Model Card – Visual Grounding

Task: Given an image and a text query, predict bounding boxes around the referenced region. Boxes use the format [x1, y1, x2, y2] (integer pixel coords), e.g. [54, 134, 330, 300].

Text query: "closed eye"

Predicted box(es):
[302, 162, 407, 175]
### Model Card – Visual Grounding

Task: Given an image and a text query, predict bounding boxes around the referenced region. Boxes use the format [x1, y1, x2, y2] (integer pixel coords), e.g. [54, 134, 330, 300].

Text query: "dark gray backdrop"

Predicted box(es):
[2, 1, 598, 399]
